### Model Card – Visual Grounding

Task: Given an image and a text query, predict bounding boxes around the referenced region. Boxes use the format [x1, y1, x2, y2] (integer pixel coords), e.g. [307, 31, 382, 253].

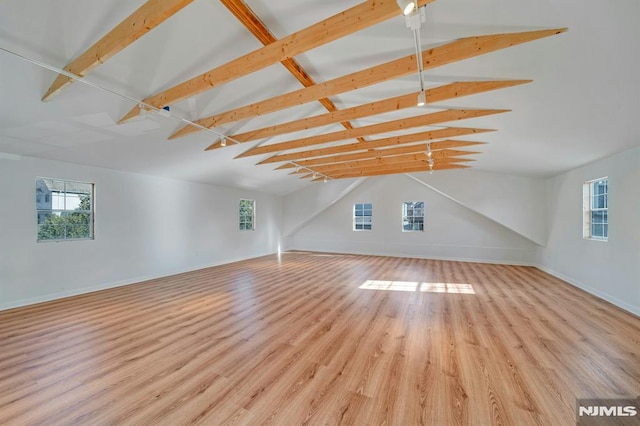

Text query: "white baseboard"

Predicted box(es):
[534, 264, 640, 317]
[283, 247, 535, 266]
[0, 252, 276, 312]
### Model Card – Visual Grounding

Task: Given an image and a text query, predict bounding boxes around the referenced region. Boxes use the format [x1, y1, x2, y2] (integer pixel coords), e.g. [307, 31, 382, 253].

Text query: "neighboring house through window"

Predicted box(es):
[354, 203, 373, 231]
[583, 177, 608, 240]
[36, 178, 94, 241]
[402, 201, 424, 231]
[239, 199, 255, 230]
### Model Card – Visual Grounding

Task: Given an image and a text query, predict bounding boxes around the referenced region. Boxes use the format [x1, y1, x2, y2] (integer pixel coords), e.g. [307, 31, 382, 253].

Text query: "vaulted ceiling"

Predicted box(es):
[1, 0, 638, 195]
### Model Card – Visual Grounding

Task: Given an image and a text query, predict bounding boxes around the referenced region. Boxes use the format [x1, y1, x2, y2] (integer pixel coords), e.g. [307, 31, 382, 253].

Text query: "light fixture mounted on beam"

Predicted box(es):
[399, 4, 428, 106]
[397, 0, 417, 16]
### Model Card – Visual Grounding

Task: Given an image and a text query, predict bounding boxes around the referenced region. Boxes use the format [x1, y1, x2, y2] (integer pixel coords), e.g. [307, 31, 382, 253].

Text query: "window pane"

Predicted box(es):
[67, 224, 91, 239]
[402, 201, 424, 231]
[239, 200, 255, 230]
[354, 203, 372, 231]
[591, 224, 603, 238]
[36, 179, 94, 241]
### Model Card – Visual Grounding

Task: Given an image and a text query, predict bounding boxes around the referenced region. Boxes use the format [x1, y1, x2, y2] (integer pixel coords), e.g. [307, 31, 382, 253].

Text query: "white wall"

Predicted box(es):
[282, 177, 365, 237]
[536, 147, 640, 315]
[0, 156, 282, 310]
[409, 170, 547, 245]
[284, 173, 537, 264]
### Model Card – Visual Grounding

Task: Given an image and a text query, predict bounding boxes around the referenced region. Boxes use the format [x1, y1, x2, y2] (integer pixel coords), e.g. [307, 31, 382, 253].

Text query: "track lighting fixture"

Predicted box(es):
[426, 142, 432, 157]
[220, 136, 226, 147]
[323, 177, 328, 183]
[401, 4, 428, 108]
[397, 0, 417, 16]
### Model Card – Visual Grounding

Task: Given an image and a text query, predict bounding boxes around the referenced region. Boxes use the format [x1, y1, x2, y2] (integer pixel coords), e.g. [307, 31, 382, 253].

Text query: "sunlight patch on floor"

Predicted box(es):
[359, 280, 475, 294]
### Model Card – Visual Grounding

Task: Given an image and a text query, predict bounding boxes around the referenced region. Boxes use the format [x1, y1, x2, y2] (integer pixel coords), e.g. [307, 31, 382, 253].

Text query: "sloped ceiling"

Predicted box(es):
[0, 0, 638, 195]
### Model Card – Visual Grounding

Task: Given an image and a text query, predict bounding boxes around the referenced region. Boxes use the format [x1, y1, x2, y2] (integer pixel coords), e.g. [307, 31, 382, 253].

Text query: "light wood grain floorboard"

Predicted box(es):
[0, 252, 638, 425]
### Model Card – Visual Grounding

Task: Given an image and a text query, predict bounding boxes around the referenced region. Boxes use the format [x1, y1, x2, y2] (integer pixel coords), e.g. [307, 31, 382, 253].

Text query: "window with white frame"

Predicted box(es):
[36, 178, 94, 241]
[402, 201, 424, 231]
[239, 199, 255, 231]
[583, 178, 608, 240]
[353, 203, 373, 231]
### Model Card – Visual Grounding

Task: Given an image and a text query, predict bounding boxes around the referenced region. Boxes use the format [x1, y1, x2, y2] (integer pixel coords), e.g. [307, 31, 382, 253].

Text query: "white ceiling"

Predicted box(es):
[0, 0, 638, 195]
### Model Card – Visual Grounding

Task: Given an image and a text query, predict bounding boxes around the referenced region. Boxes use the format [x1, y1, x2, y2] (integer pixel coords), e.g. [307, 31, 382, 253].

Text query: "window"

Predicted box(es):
[402, 201, 424, 231]
[583, 178, 608, 240]
[239, 199, 255, 231]
[36, 178, 94, 241]
[353, 203, 373, 231]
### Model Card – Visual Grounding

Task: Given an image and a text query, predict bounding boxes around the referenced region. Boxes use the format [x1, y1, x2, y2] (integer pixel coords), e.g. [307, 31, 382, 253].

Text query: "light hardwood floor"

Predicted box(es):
[0, 252, 638, 425]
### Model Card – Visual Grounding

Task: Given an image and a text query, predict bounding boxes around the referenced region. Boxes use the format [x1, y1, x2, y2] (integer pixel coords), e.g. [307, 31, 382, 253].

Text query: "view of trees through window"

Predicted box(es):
[239, 199, 255, 231]
[36, 178, 93, 241]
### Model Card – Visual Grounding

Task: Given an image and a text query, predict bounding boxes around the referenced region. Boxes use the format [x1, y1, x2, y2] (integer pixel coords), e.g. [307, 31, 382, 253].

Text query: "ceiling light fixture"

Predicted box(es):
[220, 137, 226, 147]
[426, 142, 432, 157]
[397, 0, 417, 16]
[402, 4, 428, 106]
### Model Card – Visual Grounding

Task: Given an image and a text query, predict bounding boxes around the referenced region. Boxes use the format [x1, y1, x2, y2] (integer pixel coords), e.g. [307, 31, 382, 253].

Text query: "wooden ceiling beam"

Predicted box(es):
[258, 128, 492, 164]
[200, 79, 529, 148]
[42, 0, 193, 101]
[293, 153, 477, 174]
[219, 0, 366, 142]
[314, 162, 471, 180]
[276, 147, 481, 169]
[119, 0, 435, 123]
[237, 108, 507, 158]
[171, 28, 565, 138]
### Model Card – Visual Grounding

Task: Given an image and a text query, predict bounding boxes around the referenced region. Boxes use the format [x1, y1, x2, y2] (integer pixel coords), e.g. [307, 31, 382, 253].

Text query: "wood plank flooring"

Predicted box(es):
[0, 252, 638, 425]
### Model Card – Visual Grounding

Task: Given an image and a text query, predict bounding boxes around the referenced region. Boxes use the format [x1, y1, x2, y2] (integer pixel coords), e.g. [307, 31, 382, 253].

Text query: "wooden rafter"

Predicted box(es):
[200, 79, 529, 148]
[236, 109, 507, 158]
[276, 147, 481, 170]
[266, 139, 485, 166]
[118, 0, 435, 123]
[42, 0, 193, 101]
[219, 0, 366, 143]
[316, 162, 471, 180]
[170, 28, 565, 138]
[293, 153, 477, 175]
[258, 129, 492, 164]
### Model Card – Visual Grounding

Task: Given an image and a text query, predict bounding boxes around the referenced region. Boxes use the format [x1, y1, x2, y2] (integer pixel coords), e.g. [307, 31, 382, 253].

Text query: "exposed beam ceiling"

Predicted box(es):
[257, 128, 492, 164]
[293, 152, 477, 174]
[171, 28, 565, 138]
[219, 0, 366, 143]
[314, 162, 471, 180]
[119, 0, 436, 123]
[238, 109, 506, 158]
[276, 147, 481, 169]
[202, 79, 530, 149]
[42, 0, 193, 101]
